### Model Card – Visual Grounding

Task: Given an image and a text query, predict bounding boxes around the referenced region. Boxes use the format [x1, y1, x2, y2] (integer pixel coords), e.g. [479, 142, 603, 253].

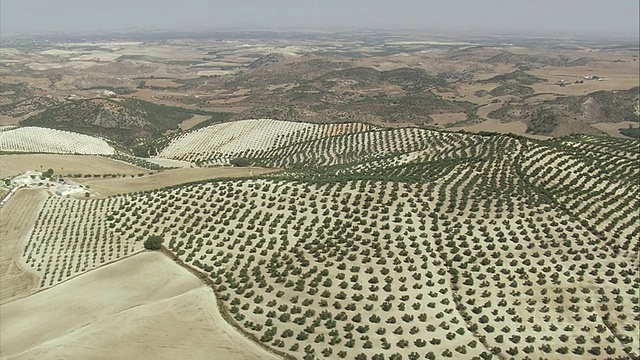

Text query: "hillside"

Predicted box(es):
[5, 119, 638, 360]
[0, 126, 115, 155]
[234, 67, 475, 126]
[478, 70, 547, 86]
[1, 32, 639, 360]
[19, 98, 230, 146]
[488, 87, 640, 136]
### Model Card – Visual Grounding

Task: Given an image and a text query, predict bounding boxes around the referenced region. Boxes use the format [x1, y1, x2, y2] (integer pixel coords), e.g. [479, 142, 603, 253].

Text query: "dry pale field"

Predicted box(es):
[0, 116, 21, 126]
[591, 121, 639, 138]
[0, 155, 146, 178]
[144, 158, 196, 168]
[0, 252, 281, 360]
[449, 117, 551, 139]
[0, 189, 46, 304]
[529, 64, 640, 96]
[144, 78, 184, 88]
[476, 102, 503, 120]
[430, 112, 467, 126]
[74, 166, 278, 197]
[178, 114, 211, 131]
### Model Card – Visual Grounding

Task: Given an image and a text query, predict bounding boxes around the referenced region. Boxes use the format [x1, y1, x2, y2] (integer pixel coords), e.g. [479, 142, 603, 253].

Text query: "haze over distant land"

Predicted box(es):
[1, 0, 639, 37]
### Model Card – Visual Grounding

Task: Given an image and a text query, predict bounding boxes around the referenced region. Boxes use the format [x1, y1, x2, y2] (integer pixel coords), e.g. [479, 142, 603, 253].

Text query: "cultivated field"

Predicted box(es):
[0, 127, 115, 155]
[0, 189, 46, 304]
[0, 154, 146, 178]
[3, 120, 637, 360]
[0, 252, 281, 360]
[157, 119, 374, 165]
[1, 30, 638, 360]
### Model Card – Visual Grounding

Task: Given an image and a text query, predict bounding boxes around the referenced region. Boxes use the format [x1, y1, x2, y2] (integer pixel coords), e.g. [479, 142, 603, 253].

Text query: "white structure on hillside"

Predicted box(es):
[11, 171, 43, 186]
[55, 185, 86, 197]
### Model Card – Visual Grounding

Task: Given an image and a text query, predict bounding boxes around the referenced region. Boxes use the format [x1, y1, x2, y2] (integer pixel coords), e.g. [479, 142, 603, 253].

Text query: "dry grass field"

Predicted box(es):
[429, 112, 467, 127]
[74, 166, 278, 197]
[528, 64, 640, 96]
[448, 118, 549, 139]
[591, 121, 639, 138]
[0, 252, 280, 360]
[0, 154, 147, 178]
[178, 114, 211, 131]
[0, 189, 46, 304]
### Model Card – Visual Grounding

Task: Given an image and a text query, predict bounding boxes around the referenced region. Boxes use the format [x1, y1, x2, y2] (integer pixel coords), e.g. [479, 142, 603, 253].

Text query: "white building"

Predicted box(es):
[11, 171, 43, 186]
[55, 186, 86, 197]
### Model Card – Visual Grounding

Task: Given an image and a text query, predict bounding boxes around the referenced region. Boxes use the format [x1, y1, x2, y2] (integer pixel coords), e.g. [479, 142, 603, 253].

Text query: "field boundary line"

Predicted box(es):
[1, 249, 145, 306]
[159, 246, 294, 360]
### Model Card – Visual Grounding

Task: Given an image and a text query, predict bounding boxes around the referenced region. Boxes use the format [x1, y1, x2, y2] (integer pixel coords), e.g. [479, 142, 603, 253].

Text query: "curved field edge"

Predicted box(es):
[0, 251, 282, 360]
[7, 130, 640, 360]
[0, 189, 46, 304]
[160, 246, 293, 360]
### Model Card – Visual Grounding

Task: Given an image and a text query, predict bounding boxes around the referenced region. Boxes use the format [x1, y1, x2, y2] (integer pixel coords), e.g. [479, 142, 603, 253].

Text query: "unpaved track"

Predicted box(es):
[0, 154, 146, 178]
[0, 189, 47, 304]
[0, 252, 282, 360]
[75, 166, 278, 197]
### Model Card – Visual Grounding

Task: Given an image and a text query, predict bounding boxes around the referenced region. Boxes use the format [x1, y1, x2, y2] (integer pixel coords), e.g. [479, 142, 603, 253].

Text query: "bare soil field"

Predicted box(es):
[0, 155, 146, 178]
[0, 252, 281, 360]
[144, 78, 184, 88]
[144, 158, 196, 168]
[178, 114, 211, 131]
[0, 189, 46, 304]
[0, 116, 21, 126]
[529, 64, 640, 95]
[591, 121, 639, 138]
[430, 112, 467, 126]
[74, 166, 278, 197]
[449, 117, 551, 138]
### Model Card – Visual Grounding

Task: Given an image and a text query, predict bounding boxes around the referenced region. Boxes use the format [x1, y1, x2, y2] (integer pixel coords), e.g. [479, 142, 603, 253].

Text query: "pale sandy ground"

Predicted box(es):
[145, 158, 197, 168]
[178, 114, 211, 131]
[75, 166, 278, 197]
[0, 155, 146, 178]
[449, 118, 551, 139]
[430, 112, 467, 126]
[144, 79, 183, 88]
[0, 116, 21, 126]
[0, 252, 281, 360]
[591, 121, 639, 138]
[0, 189, 46, 304]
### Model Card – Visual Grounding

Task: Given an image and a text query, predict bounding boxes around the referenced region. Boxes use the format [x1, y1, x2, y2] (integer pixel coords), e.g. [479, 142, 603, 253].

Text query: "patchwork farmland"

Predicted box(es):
[1, 119, 637, 360]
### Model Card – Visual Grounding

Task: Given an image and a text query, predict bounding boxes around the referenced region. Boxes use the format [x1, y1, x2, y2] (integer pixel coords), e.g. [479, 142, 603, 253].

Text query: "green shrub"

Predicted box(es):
[144, 235, 164, 250]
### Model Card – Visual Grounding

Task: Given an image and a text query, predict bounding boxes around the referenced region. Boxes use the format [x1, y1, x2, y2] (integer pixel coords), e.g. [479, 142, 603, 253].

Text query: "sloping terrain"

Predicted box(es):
[156, 119, 375, 165]
[7, 123, 638, 360]
[19, 98, 228, 146]
[488, 87, 640, 136]
[0, 252, 281, 360]
[0, 189, 46, 304]
[0, 154, 146, 178]
[0, 126, 115, 155]
[237, 67, 475, 125]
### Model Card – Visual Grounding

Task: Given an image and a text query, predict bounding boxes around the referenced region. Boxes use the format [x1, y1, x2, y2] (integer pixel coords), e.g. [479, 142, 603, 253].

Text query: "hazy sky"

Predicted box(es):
[1, 0, 639, 37]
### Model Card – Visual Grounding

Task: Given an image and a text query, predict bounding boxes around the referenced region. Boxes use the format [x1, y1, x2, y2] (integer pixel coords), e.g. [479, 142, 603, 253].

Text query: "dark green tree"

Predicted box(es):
[144, 235, 164, 250]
